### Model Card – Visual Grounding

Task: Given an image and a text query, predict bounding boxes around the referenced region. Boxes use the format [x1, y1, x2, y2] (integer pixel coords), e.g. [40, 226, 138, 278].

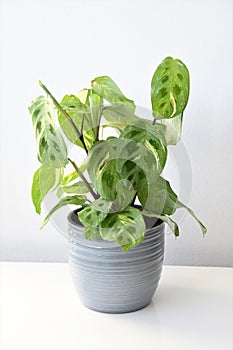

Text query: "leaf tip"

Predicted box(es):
[33, 199, 41, 215]
[121, 245, 129, 252]
[202, 227, 207, 237]
[38, 80, 43, 87]
[40, 217, 48, 230]
[33, 200, 41, 215]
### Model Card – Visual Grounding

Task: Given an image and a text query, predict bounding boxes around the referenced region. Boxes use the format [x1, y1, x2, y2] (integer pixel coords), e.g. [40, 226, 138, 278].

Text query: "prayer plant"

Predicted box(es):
[29, 56, 206, 251]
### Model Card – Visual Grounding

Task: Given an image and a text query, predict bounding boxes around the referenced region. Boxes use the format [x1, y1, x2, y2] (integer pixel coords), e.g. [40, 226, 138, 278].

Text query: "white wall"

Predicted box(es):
[0, 0, 232, 266]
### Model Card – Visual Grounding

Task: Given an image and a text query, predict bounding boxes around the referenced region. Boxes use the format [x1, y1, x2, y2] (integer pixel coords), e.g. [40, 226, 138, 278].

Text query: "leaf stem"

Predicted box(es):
[152, 118, 156, 125]
[39, 81, 88, 154]
[68, 158, 99, 200]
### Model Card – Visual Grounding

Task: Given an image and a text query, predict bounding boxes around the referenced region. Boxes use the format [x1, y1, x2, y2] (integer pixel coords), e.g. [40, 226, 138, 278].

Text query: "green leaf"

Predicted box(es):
[138, 177, 167, 215]
[99, 206, 146, 251]
[91, 76, 135, 112]
[103, 105, 139, 125]
[176, 200, 207, 236]
[78, 194, 139, 241]
[29, 96, 68, 167]
[159, 113, 183, 145]
[151, 57, 190, 119]
[138, 176, 178, 216]
[79, 204, 146, 250]
[120, 119, 167, 171]
[117, 159, 143, 190]
[113, 180, 137, 211]
[41, 195, 86, 229]
[163, 179, 179, 215]
[57, 181, 89, 197]
[141, 178, 206, 237]
[83, 227, 101, 240]
[102, 122, 128, 132]
[78, 205, 106, 230]
[83, 91, 103, 149]
[59, 93, 102, 151]
[31, 166, 63, 214]
[77, 88, 89, 104]
[88, 137, 159, 213]
[95, 159, 122, 201]
[88, 138, 160, 194]
[77, 194, 107, 243]
[61, 170, 78, 186]
[88, 91, 103, 132]
[58, 94, 86, 148]
[60, 94, 85, 111]
[61, 162, 87, 185]
[142, 211, 179, 237]
[90, 198, 114, 213]
[92, 180, 136, 212]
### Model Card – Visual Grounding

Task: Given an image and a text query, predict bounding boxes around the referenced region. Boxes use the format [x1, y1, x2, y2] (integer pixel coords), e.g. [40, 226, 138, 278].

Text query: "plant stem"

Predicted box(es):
[39, 81, 88, 154]
[94, 118, 101, 143]
[68, 158, 99, 200]
[152, 118, 156, 125]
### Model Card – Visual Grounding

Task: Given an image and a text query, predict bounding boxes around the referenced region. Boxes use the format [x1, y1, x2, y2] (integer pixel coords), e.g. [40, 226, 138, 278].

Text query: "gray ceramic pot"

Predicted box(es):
[67, 210, 165, 313]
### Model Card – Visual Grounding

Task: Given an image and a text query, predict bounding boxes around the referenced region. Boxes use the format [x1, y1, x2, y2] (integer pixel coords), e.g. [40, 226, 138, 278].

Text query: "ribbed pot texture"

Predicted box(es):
[67, 210, 165, 313]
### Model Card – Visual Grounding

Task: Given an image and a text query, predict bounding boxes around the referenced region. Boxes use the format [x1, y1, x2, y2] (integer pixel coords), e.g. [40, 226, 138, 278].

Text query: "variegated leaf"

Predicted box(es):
[120, 119, 167, 171]
[151, 57, 189, 119]
[99, 206, 146, 251]
[87, 138, 159, 200]
[58, 94, 86, 148]
[91, 76, 135, 112]
[57, 181, 89, 197]
[29, 96, 68, 167]
[159, 113, 183, 145]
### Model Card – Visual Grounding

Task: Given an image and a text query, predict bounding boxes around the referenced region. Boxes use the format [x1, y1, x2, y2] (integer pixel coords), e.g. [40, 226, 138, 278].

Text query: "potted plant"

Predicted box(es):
[29, 56, 206, 313]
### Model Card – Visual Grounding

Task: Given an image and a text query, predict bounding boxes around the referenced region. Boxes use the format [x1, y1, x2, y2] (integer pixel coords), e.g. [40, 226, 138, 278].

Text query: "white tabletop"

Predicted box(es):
[0, 262, 232, 350]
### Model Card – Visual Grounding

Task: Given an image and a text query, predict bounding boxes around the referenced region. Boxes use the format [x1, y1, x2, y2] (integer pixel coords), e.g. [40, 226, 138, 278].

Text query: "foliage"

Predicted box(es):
[29, 57, 206, 251]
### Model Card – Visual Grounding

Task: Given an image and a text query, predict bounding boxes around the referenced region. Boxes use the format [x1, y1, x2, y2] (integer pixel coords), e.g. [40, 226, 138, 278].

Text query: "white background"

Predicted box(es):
[0, 0, 232, 266]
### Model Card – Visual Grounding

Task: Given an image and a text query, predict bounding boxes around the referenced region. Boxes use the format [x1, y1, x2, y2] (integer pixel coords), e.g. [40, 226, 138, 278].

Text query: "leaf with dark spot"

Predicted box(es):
[151, 56, 189, 119]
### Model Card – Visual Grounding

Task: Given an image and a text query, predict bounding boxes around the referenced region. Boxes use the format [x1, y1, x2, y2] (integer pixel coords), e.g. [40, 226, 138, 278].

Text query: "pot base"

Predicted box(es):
[82, 300, 152, 314]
